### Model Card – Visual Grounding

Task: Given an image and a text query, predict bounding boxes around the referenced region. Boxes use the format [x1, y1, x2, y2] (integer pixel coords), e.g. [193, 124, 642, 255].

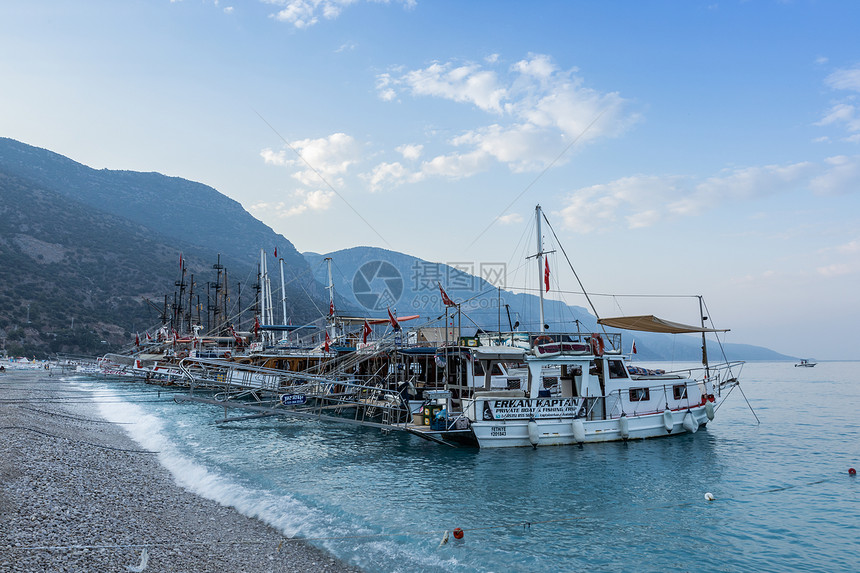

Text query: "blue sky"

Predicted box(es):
[2, 1, 859, 359]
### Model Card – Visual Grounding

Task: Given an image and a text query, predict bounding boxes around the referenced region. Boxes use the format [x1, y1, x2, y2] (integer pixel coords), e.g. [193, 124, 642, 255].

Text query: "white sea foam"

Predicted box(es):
[79, 382, 315, 540]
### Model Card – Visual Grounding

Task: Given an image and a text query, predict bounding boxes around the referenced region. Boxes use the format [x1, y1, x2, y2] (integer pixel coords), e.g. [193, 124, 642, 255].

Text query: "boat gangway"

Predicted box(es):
[175, 356, 469, 446]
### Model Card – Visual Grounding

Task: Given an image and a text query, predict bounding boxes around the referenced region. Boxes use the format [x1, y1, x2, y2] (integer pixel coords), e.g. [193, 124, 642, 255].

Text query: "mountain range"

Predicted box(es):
[0, 137, 323, 357]
[0, 137, 793, 361]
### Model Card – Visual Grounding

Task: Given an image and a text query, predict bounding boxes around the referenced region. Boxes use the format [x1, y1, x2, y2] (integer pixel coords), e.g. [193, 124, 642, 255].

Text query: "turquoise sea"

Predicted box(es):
[69, 361, 858, 572]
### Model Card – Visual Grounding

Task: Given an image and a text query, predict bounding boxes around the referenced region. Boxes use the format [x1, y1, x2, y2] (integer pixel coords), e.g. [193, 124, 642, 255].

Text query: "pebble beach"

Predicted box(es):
[0, 370, 362, 573]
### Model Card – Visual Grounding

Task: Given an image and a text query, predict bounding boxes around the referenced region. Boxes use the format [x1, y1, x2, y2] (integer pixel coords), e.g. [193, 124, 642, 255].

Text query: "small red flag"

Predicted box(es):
[179, 253, 183, 271]
[544, 257, 550, 292]
[253, 316, 260, 336]
[388, 308, 400, 330]
[362, 320, 372, 344]
[632, 340, 638, 354]
[274, 247, 278, 258]
[438, 283, 457, 307]
[329, 300, 335, 316]
[135, 333, 140, 346]
[324, 331, 331, 352]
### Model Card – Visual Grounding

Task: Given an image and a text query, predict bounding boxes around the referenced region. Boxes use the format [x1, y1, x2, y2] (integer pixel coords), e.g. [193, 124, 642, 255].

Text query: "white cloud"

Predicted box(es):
[401, 62, 507, 113]
[249, 190, 335, 217]
[261, 132, 360, 187]
[817, 263, 856, 277]
[224, 6, 234, 14]
[396, 143, 423, 160]
[498, 213, 523, 224]
[825, 66, 860, 92]
[809, 155, 860, 195]
[264, 0, 414, 29]
[364, 161, 424, 192]
[558, 159, 847, 233]
[559, 175, 682, 233]
[818, 66, 860, 138]
[817, 103, 860, 133]
[672, 162, 814, 216]
[369, 54, 636, 188]
[838, 239, 860, 254]
[260, 132, 361, 212]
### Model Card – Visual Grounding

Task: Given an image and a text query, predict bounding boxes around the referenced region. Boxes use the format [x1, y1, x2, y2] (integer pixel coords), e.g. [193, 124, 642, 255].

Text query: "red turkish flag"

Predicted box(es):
[438, 283, 457, 307]
[544, 258, 550, 292]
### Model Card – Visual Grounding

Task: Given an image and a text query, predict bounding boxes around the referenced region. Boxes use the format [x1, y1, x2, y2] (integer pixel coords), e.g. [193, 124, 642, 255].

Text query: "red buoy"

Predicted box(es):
[850, 468, 857, 476]
[452, 527, 464, 539]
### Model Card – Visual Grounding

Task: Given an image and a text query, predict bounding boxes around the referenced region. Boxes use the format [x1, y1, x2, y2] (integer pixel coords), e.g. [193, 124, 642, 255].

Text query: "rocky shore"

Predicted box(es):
[0, 370, 362, 572]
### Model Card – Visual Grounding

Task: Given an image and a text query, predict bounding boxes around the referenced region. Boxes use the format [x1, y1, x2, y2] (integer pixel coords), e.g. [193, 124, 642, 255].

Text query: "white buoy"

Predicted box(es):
[618, 413, 629, 440]
[662, 408, 674, 433]
[571, 418, 586, 444]
[704, 492, 715, 501]
[682, 410, 698, 433]
[527, 419, 539, 447]
[705, 400, 715, 421]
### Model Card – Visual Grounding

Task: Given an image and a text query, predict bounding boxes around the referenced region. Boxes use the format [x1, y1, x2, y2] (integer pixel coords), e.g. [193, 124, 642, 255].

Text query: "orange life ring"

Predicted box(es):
[590, 335, 604, 356]
[534, 335, 553, 347]
[224, 351, 232, 360]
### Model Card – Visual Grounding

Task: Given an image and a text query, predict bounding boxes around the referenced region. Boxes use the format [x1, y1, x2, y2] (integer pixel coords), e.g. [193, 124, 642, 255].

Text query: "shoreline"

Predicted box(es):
[0, 370, 362, 572]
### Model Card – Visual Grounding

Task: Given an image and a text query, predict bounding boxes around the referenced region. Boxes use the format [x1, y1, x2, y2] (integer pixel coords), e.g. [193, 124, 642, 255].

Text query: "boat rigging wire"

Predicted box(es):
[540, 210, 601, 320]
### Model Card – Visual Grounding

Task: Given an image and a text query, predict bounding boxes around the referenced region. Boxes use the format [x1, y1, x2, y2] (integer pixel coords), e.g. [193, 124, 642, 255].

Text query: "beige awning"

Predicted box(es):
[597, 315, 729, 334]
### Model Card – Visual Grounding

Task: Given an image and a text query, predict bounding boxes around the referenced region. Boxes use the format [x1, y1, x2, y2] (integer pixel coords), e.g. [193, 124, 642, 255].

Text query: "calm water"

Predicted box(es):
[67, 362, 858, 572]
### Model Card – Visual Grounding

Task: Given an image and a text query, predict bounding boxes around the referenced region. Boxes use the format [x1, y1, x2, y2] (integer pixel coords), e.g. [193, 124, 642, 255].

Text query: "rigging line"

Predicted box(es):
[284, 261, 327, 319]
[505, 286, 701, 299]
[701, 297, 732, 367]
[465, 106, 610, 251]
[253, 109, 392, 248]
[541, 211, 601, 320]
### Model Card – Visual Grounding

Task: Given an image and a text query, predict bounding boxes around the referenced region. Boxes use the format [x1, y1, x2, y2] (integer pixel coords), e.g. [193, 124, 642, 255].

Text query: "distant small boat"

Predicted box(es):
[795, 359, 816, 367]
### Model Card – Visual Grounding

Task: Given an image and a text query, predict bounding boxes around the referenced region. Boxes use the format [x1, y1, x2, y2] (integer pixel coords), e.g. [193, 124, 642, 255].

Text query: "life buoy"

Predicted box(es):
[533, 335, 553, 347]
[590, 335, 604, 356]
[224, 351, 231, 360]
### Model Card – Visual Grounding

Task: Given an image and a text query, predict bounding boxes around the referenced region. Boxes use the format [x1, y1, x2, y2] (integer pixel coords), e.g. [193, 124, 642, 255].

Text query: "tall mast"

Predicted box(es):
[699, 295, 710, 377]
[278, 257, 288, 326]
[325, 257, 334, 340]
[259, 249, 269, 344]
[536, 204, 546, 333]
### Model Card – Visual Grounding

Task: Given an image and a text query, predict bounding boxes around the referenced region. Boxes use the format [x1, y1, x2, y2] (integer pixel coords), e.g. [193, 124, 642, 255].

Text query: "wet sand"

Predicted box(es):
[0, 370, 362, 572]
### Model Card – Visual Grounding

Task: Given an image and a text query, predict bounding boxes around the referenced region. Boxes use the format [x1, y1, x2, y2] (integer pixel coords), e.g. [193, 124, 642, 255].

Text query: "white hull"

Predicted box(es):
[471, 404, 712, 448]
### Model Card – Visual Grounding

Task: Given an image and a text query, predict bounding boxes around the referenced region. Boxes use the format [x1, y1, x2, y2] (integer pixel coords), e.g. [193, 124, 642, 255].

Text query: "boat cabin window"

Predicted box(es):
[629, 387, 650, 402]
[673, 384, 687, 400]
[473, 361, 504, 377]
[608, 360, 628, 379]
